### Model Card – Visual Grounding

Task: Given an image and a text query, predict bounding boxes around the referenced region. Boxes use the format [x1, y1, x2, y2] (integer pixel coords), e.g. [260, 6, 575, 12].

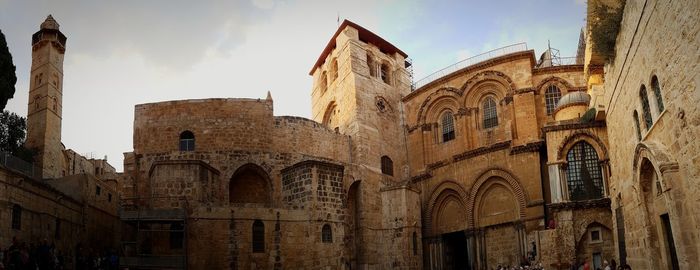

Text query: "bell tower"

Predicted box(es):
[25, 15, 66, 178]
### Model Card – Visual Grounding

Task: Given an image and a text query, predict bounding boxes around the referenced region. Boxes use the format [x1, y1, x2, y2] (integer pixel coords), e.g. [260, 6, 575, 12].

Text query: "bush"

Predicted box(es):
[589, 0, 626, 63]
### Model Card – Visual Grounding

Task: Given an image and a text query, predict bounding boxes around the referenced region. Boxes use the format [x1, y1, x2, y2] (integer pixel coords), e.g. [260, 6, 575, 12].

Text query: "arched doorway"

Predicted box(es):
[639, 158, 678, 270]
[229, 164, 271, 205]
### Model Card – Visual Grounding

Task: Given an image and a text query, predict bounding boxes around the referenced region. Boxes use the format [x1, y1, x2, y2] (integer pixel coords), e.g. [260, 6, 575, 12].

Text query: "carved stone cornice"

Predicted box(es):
[548, 198, 611, 211]
[542, 120, 606, 133]
[453, 141, 512, 162]
[510, 141, 544, 155]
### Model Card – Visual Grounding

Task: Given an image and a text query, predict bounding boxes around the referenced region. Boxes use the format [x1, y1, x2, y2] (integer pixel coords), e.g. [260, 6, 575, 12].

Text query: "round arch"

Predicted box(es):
[534, 76, 575, 94]
[466, 169, 528, 228]
[415, 86, 462, 125]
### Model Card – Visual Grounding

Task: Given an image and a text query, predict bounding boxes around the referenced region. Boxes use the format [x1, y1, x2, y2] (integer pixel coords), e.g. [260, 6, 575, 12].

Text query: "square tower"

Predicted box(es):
[25, 15, 66, 178]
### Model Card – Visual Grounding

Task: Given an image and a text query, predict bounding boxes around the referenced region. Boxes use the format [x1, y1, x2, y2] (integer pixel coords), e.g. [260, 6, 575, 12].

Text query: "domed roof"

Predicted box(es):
[40, 15, 60, 30]
[555, 91, 590, 110]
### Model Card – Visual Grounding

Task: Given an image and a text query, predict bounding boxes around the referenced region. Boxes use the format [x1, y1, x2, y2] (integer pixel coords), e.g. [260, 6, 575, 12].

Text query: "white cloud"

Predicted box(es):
[252, 0, 275, 10]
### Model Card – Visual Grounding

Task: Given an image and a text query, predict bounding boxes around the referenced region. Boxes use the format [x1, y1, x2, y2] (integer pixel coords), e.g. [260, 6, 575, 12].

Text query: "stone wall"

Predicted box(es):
[0, 167, 120, 269]
[599, 0, 700, 268]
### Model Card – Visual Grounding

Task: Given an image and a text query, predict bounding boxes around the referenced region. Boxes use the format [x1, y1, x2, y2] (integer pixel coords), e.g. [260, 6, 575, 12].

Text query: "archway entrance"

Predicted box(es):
[442, 231, 470, 270]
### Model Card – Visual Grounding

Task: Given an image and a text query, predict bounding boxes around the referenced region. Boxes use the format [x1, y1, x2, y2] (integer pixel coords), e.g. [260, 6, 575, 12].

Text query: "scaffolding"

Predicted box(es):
[119, 197, 188, 269]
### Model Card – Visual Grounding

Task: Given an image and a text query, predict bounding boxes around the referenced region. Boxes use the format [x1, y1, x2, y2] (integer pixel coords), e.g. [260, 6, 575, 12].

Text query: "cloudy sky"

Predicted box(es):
[0, 0, 585, 171]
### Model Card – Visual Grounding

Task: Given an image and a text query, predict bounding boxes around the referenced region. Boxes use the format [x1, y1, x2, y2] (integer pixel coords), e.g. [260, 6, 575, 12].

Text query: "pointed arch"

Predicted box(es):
[466, 169, 528, 228]
[651, 75, 664, 113]
[322, 101, 338, 128]
[424, 181, 468, 235]
[229, 163, 272, 205]
[415, 86, 462, 125]
[639, 85, 653, 129]
[557, 130, 609, 161]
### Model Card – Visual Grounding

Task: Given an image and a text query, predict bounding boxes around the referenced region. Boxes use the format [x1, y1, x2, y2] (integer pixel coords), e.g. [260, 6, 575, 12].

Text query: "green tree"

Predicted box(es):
[0, 110, 35, 162]
[0, 29, 17, 110]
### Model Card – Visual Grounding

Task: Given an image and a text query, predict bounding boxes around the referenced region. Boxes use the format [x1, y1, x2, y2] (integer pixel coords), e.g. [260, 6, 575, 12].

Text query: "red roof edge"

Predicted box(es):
[308, 19, 408, 76]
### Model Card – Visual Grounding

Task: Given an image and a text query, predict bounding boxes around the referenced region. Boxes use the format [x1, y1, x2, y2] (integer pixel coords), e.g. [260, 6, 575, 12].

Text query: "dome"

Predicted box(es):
[555, 91, 590, 110]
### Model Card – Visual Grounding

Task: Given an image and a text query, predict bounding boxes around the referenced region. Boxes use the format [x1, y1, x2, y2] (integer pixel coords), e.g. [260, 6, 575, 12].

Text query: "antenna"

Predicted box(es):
[337, 12, 340, 27]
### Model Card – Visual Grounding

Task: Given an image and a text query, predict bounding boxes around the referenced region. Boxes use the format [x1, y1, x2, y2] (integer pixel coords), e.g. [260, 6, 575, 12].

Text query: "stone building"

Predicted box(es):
[116, 17, 621, 269]
[6, 0, 698, 268]
[588, 0, 700, 269]
[0, 15, 121, 268]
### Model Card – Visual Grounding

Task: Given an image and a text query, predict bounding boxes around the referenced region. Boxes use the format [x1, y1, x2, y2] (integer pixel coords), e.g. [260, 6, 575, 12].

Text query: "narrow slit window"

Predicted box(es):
[639, 86, 653, 129]
[651, 76, 664, 113]
[633, 111, 642, 140]
[322, 224, 332, 243]
[252, 220, 265, 252]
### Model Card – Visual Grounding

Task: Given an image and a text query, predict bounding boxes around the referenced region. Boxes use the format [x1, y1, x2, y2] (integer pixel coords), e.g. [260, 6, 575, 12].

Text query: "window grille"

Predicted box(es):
[483, 98, 498, 129]
[441, 112, 455, 142]
[545, 85, 562, 115]
[566, 141, 604, 201]
[179, 131, 195, 151]
[381, 156, 393, 176]
[639, 86, 653, 129]
[322, 224, 332, 243]
[651, 76, 664, 113]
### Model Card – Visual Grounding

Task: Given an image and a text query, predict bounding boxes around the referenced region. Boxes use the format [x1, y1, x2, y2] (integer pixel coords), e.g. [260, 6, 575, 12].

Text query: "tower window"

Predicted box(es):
[651, 76, 664, 113]
[482, 97, 498, 129]
[441, 111, 455, 142]
[381, 156, 393, 176]
[179, 131, 195, 151]
[12, 204, 21, 230]
[320, 71, 328, 94]
[252, 220, 265, 253]
[381, 63, 391, 84]
[331, 59, 339, 82]
[367, 53, 376, 77]
[566, 141, 604, 201]
[321, 224, 332, 243]
[639, 85, 653, 129]
[545, 85, 562, 115]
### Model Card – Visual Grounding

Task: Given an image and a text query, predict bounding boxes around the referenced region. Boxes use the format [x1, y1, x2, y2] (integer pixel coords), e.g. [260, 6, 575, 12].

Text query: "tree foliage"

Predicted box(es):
[0, 110, 35, 162]
[0, 29, 17, 110]
[589, 0, 626, 63]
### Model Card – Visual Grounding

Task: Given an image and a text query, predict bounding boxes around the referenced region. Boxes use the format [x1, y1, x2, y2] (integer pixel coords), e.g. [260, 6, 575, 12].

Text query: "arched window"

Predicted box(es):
[381, 156, 393, 176]
[381, 63, 390, 84]
[252, 220, 265, 253]
[545, 85, 562, 115]
[331, 59, 338, 82]
[179, 131, 195, 151]
[320, 71, 328, 94]
[441, 111, 456, 142]
[367, 53, 376, 77]
[321, 224, 332, 243]
[633, 111, 642, 141]
[639, 85, 653, 130]
[482, 97, 498, 129]
[651, 76, 664, 113]
[12, 204, 21, 230]
[412, 232, 418, 255]
[566, 141, 604, 201]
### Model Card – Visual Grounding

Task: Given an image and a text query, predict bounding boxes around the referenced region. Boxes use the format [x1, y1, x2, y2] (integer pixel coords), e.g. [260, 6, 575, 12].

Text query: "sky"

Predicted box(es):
[0, 0, 586, 171]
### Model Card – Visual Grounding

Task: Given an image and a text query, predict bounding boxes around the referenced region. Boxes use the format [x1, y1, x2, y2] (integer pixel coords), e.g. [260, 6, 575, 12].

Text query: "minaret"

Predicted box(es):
[25, 15, 67, 178]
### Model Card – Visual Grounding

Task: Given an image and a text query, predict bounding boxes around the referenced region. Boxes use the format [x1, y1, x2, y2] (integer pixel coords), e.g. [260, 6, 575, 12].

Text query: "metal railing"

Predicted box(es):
[0, 151, 43, 179]
[412, 42, 528, 90]
[536, 56, 583, 67]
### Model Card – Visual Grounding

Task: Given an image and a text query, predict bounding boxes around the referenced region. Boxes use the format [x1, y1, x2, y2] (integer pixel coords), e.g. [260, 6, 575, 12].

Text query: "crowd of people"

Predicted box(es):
[0, 237, 118, 270]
